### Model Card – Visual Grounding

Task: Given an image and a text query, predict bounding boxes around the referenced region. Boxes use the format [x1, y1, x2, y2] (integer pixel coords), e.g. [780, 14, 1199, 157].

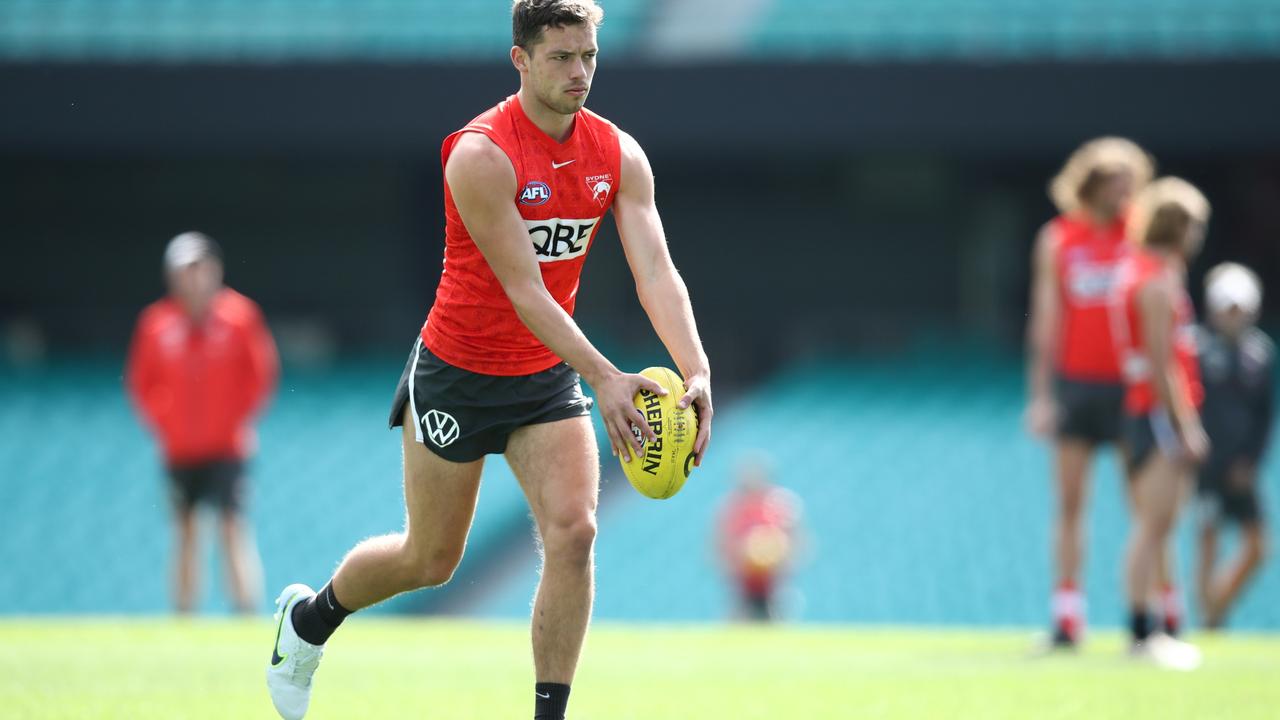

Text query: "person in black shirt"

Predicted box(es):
[1194, 262, 1273, 629]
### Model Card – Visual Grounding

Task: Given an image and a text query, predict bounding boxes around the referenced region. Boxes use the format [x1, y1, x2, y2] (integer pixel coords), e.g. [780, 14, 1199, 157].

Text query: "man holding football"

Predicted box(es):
[265, 2, 712, 719]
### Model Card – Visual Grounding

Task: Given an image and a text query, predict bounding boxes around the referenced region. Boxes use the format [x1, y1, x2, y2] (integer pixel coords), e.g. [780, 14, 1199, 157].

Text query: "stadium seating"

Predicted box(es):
[1, 0, 1277, 62]
[0, 356, 531, 614]
[752, 0, 1280, 60]
[2, 350, 1277, 630]
[474, 348, 1280, 630]
[0, 0, 648, 61]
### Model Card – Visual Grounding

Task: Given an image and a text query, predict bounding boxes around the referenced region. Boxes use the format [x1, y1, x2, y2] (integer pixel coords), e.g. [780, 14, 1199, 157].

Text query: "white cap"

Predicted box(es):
[163, 232, 220, 271]
[1206, 262, 1262, 315]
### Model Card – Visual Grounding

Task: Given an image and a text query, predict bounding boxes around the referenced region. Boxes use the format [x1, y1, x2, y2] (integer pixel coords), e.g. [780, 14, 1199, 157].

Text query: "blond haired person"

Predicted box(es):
[1110, 178, 1211, 669]
[1026, 138, 1160, 647]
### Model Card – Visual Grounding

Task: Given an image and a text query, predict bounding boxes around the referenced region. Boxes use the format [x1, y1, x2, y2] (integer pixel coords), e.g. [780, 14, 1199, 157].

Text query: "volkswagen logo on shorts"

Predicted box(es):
[421, 409, 460, 447]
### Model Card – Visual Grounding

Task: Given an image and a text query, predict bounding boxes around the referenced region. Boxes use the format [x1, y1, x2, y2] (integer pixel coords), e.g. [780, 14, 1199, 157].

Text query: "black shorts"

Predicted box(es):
[1055, 376, 1124, 445]
[1197, 459, 1264, 526]
[167, 459, 245, 513]
[388, 337, 594, 463]
[1124, 410, 1183, 474]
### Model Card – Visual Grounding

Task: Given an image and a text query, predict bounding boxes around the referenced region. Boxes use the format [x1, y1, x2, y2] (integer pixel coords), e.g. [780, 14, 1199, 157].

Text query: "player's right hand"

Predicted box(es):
[595, 370, 667, 463]
[1024, 396, 1057, 439]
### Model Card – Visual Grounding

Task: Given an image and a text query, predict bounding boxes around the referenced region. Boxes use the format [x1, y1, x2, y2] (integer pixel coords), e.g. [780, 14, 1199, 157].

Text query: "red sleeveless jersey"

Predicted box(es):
[1110, 249, 1203, 416]
[1052, 213, 1129, 382]
[423, 94, 622, 375]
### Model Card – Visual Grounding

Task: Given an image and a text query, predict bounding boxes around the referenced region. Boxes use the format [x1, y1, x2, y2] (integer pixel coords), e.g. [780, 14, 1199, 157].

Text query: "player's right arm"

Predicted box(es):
[1025, 223, 1060, 438]
[444, 131, 663, 460]
[125, 309, 163, 429]
[1136, 277, 1208, 461]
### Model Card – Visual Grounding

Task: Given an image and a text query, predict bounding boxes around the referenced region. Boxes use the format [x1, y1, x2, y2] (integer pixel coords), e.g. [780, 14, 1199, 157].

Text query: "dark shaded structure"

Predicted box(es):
[4, 61, 1279, 385]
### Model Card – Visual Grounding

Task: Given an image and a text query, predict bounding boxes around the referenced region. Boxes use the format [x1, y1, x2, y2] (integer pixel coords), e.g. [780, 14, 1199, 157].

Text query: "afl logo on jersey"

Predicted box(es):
[519, 181, 551, 206]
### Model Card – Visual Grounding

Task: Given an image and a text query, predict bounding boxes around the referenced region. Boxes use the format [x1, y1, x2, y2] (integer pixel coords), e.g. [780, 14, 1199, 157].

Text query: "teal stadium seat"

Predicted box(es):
[472, 348, 1280, 629]
[751, 0, 1280, 60]
[0, 357, 534, 614]
[2, 349, 1278, 627]
[0, 0, 649, 61]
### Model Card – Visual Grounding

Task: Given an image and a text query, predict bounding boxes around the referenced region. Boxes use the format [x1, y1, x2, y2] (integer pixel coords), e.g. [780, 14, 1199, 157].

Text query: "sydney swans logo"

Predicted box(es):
[585, 174, 612, 207]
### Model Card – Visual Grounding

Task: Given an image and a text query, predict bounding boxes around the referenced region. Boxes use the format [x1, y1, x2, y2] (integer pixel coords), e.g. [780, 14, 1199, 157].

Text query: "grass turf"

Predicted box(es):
[0, 619, 1276, 719]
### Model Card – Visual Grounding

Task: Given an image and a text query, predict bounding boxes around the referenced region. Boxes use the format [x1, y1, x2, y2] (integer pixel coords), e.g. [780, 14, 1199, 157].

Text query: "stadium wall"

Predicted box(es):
[2, 61, 1279, 387]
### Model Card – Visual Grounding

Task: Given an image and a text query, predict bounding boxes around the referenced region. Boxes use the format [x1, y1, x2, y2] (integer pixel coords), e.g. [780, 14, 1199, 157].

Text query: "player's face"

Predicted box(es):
[1210, 305, 1255, 338]
[524, 23, 598, 116]
[1087, 170, 1135, 220]
[167, 258, 222, 318]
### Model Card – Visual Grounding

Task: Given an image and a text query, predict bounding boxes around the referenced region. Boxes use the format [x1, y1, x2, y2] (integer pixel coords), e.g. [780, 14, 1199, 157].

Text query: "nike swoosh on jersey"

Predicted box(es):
[552, 159, 576, 169]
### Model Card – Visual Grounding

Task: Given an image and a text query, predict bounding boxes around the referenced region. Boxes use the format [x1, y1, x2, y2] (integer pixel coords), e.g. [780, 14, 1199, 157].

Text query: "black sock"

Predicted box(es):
[1130, 607, 1153, 643]
[290, 581, 353, 646]
[534, 682, 570, 720]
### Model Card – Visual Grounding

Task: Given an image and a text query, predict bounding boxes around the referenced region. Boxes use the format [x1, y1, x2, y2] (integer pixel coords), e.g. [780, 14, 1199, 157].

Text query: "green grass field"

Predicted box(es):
[1, 619, 1276, 719]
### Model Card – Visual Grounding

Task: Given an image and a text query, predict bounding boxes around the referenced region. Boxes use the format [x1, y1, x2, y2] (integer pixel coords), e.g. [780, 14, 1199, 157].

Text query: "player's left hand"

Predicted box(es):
[679, 371, 713, 467]
[1179, 418, 1210, 464]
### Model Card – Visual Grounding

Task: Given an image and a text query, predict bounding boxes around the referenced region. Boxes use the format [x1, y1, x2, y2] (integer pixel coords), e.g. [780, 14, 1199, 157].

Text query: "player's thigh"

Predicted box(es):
[1131, 453, 1188, 523]
[400, 405, 485, 554]
[504, 416, 600, 531]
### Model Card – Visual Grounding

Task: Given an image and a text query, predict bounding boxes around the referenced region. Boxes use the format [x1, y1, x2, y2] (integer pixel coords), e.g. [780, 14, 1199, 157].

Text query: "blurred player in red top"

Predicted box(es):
[265, 3, 713, 719]
[1026, 138, 1156, 647]
[1111, 177, 1211, 668]
[717, 454, 803, 622]
[127, 232, 278, 614]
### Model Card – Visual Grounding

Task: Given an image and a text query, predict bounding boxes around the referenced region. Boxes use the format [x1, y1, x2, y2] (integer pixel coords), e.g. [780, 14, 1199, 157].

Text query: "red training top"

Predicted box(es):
[1052, 213, 1129, 382]
[423, 94, 623, 376]
[1110, 249, 1203, 416]
[126, 288, 279, 464]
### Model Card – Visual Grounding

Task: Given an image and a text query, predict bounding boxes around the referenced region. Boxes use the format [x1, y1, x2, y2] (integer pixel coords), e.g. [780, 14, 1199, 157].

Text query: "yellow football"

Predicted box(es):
[620, 366, 698, 499]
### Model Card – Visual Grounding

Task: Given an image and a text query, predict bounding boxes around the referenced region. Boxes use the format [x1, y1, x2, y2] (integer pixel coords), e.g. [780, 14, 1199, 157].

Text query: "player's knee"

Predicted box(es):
[544, 514, 597, 564]
[403, 545, 465, 589]
[1245, 531, 1268, 567]
[1057, 502, 1084, 525]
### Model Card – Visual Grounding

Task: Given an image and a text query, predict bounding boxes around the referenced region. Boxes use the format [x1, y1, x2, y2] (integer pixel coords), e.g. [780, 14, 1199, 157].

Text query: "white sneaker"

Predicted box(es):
[1130, 632, 1202, 671]
[266, 584, 325, 719]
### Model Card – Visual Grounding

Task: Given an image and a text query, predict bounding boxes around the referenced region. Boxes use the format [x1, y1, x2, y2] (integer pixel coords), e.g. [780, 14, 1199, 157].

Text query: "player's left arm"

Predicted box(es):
[612, 129, 713, 466]
[238, 302, 280, 421]
[1245, 334, 1275, 462]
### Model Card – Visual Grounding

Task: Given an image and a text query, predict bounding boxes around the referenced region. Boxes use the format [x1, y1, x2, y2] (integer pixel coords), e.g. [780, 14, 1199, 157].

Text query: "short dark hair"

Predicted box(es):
[512, 0, 604, 49]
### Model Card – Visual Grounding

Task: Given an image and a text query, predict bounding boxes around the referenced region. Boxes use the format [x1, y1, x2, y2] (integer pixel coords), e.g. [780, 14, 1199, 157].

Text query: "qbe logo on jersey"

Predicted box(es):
[519, 181, 551, 206]
[1067, 260, 1119, 306]
[526, 217, 600, 262]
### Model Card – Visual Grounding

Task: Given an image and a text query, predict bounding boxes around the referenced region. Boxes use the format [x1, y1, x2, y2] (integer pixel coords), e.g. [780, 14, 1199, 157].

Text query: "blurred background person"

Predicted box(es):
[1195, 262, 1273, 630]
[126, 232, 278, 614]
[717, 453, 803, 622]
[1111, 178, 1211, 668]
[4, 0, 1280, 652]
[1025, 138, 1160, 648]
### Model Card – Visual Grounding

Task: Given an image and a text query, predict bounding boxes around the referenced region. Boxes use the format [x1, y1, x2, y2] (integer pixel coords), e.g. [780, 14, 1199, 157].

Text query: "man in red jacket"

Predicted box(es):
[127, 232, 279, 614]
